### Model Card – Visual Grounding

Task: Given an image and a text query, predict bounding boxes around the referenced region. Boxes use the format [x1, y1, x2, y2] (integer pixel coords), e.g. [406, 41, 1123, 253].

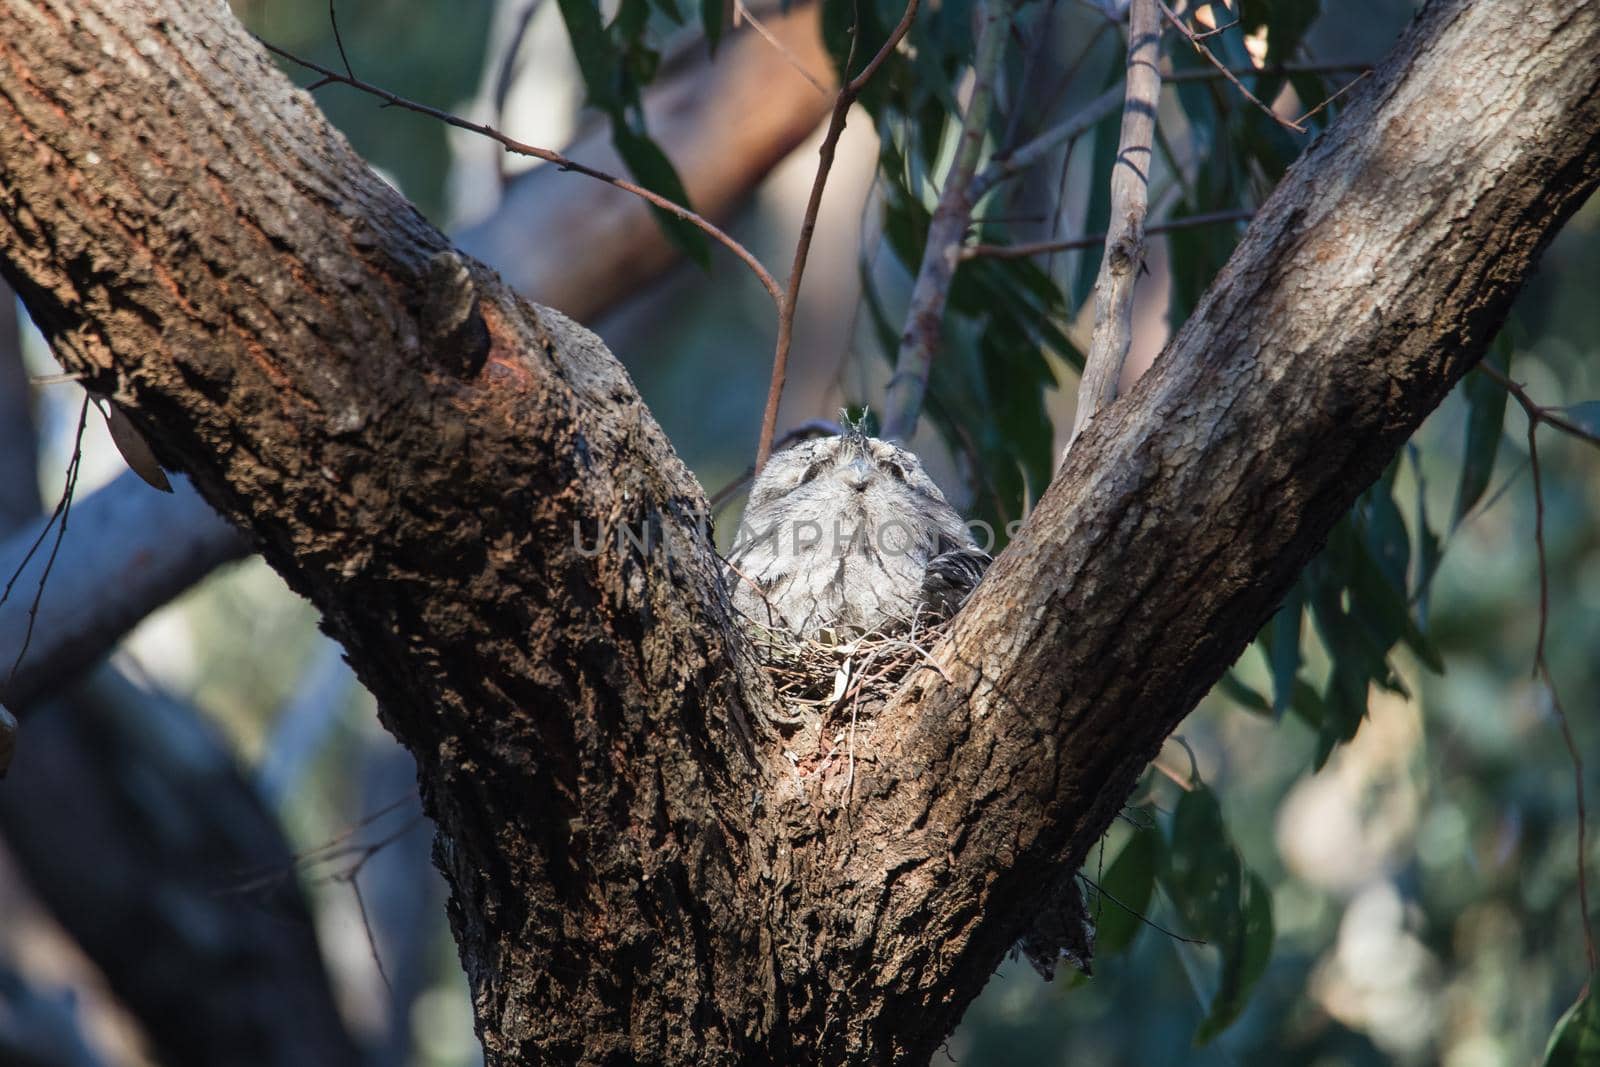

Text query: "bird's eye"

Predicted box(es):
[799, 461, 827, 485]
[887, 462, 908, 481]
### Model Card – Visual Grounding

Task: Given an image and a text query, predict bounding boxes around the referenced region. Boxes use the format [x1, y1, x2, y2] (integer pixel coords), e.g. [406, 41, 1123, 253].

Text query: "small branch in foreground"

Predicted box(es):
[258, 39, 782, 307]
[1067, 0, 1161, 450]
[880, 0, 1016, 442]
[753, 0, 922, 473]
[961, 207, 1253, 260]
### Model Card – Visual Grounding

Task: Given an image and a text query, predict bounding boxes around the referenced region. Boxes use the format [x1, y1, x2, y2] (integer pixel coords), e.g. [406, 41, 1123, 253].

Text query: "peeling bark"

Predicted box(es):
[0, 0, 1596, 1063]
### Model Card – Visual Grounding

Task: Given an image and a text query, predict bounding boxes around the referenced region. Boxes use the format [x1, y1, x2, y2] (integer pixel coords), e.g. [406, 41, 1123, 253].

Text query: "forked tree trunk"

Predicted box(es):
[0, 0, 1596, 1062]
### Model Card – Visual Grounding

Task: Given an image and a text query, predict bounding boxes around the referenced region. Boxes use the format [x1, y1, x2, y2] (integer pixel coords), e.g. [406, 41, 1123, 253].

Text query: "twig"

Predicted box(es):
[1294, 68, 1369, 127]
[1155, 0, 1303, 133]
[961, 207, 1252, 259]
[328, 0, 354, 80]
[1477, 362, 1600, 451]
[1067, 0, 1162, 450]
[1542, 662, 1597, 974]
[1188, 16, 1238, 40]
[5, 395, 88, 684]
[967, 82, 1127, 210]
[880, 0, 1015, 442]
[258, 38, 782, 307]
[733, 0, 830, 95]
[1078, 872, 1207, 945]
[753, 0, 922, 472]
[1481, 358, 1598, 973]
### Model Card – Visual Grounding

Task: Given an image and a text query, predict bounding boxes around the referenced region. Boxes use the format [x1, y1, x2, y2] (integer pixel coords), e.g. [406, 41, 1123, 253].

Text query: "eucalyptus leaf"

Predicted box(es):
[1093, 826, 1160, 956]
[1543, 989, 1600, 1067]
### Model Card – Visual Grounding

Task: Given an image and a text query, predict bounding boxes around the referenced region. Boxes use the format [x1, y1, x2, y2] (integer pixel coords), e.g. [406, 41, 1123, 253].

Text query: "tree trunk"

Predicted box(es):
[0, 0, 1596, 1063]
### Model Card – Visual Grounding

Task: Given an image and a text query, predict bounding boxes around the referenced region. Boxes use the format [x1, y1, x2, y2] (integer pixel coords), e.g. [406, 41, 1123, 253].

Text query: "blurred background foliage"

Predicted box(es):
[3, 0, 1597, 1065]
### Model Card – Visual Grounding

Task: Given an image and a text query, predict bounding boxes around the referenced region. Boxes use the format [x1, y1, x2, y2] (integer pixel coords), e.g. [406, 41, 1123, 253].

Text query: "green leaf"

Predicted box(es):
[1217, 672, 1270, 715]
[1544, 989, 1600, 1066]
[1093, 826, 1160, 956]
[613, 125, 710, 266]
[556, 0, 625, 115]
[699, 0, 725, 53]
[1160, 786, 1274, 1045]
[1264, 584, 1304, 719]
[1194, 872, 1274, 1044]
[1454, 335, 1513, 526]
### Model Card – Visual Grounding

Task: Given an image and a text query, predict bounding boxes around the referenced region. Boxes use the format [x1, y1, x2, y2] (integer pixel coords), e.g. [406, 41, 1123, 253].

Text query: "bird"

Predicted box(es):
[726, 421, 990, 638]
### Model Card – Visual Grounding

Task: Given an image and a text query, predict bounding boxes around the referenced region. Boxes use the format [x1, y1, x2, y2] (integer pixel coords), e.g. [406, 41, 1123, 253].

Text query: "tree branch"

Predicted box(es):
[1, 0, 1596, 1063]
[880, 0, 1018, 442]
[754, 0, 921, 470]
[0, 473, 251, 710]
[1068, 0, 1161, 448]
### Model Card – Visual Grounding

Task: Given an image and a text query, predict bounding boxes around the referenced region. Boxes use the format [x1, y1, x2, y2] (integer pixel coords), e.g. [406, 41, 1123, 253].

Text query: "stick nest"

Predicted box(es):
[744, 618, 950, 729]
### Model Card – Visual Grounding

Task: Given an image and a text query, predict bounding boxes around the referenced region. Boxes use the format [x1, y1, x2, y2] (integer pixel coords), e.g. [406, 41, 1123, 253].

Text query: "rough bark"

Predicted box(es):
[0, 1, 1596, 1066]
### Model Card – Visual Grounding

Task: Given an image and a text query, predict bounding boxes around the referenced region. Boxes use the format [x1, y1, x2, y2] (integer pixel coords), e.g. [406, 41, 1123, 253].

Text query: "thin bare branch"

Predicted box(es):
[328, 0, 354, 80]
[1156, 0, 1303, 132]
[753, 0, 922, 471]
[734, 0, 830, 95]
[1293, 68, 1370, 127]
[968, 81, 1127, 206]
[5, 395, 87, 684]
[258, 38, 782, 307]
[1480, 358, 1599, 973]
[1477, 361, 1600, 451]
[961, 206, 1252, 260]
[1542, 662, 1598, 974]
[1068, 0, 1162, 450]
[881, 0, 1016, 441]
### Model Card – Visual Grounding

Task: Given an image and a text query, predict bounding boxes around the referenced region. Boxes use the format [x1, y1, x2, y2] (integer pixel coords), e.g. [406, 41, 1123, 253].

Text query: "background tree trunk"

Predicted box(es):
[0, 0, 1596, 1063]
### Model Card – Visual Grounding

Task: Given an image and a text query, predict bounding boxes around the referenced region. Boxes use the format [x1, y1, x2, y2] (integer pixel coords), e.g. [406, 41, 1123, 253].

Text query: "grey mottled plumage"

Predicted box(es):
[727, 426, 990, 637]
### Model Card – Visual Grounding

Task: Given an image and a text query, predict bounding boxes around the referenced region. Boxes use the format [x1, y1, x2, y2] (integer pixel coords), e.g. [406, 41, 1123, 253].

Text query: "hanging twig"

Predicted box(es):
[1479, 358, 1599, 974]
[4, 395, 89, 684]
[880, 0, 1016, 441]
[753, 0, 922, 472]
[258, 39, 782, 307]
[1067, 0, 1162, 450]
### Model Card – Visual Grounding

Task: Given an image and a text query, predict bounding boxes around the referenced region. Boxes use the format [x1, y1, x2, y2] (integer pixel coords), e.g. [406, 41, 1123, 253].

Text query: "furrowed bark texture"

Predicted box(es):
[0, 2, 770, 1062]
[0, 1, 1596, 1065]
